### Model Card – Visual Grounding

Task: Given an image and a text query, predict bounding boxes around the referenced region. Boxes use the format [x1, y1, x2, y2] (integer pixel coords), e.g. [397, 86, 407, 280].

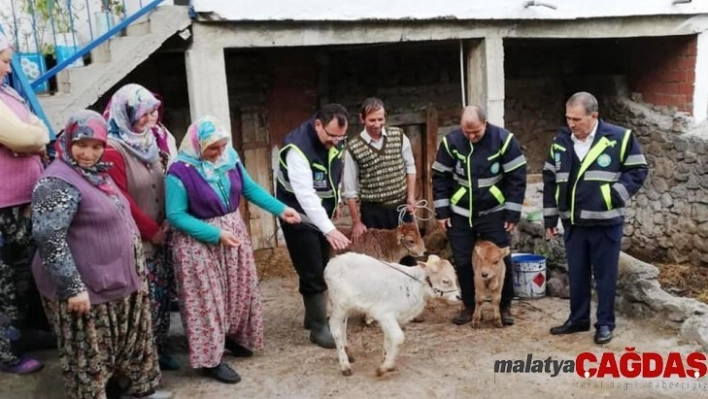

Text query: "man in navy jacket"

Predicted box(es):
[432, 105, 527, 326]
[543, 92, 648, 345]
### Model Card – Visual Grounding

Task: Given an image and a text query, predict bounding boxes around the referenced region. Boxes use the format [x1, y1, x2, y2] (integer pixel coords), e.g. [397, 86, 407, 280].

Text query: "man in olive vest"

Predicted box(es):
[342, 98, 417, 249]
[276, 104, 351, 349]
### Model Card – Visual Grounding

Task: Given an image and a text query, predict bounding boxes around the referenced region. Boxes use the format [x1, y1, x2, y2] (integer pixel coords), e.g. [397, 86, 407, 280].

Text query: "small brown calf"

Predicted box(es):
[334, 222, 426, 262]
[471, 240, 511, 328]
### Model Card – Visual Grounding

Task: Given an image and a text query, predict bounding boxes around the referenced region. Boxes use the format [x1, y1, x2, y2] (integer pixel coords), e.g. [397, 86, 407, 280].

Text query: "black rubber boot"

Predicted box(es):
[452, 306, 475, 325]
[302, 293, 335, 349]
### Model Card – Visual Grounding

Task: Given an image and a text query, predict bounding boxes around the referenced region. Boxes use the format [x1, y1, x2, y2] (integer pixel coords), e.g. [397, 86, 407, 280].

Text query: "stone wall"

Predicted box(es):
[605, 99, 708, 267]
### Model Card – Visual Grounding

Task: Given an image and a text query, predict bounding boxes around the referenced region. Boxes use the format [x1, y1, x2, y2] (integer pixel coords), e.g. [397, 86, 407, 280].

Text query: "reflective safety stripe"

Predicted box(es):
[451, 204, 471, 217]
[571, 136, 617, 224]
[613, 182, 630, 202]
[543, 208, 559, 216]
[544, 162, 555, 172]
[442, 137, 452, 157]
[502, 155, 526, 173]
[501, 133, 514, 155]
[601, 183, 612, 210]
[620, 129, 631, 161]
[450, 187, 467, 205]
[551, 143, 566, 156]
[479, 204, 505, 216]
[312, 163, 327, 172]
[432, 161, 453, 172]
[505, 202, 522, 212]
[556, 172, 569, 182]
[555, 185, 560, 204]
[489, 185, 505, 204]
[580, 209, 625, 220]
[453, 174, 471, 187]
[487, 152, 501, 161]
[560, 211, 571, 219]
[584, 171, 620, 182]
[434, 199, 450, 207]
[478, 174, 502, 188]
[276, 168, 333, 198]
[624, 154, 647, 166]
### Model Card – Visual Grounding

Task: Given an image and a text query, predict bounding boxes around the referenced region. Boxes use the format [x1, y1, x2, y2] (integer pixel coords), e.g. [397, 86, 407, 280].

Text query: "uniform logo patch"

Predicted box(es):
[313, 171, 327, 189]
[597, 154, 611, 168]
[455, 161, 464, 175]
[490, 162, 500, 174]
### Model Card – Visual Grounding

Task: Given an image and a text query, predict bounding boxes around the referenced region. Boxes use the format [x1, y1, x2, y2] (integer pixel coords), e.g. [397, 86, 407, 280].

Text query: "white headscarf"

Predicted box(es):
[0, 34, 13, 53]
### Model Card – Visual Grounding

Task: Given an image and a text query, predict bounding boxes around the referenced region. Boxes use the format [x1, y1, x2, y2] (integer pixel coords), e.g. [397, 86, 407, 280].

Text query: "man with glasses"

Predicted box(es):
[342, 98, 418, 250]
[276, 104, 351, 349]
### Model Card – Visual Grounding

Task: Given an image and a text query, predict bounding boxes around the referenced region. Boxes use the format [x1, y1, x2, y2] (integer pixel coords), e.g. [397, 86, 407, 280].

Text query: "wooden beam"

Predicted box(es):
[424, 105, 439, 234]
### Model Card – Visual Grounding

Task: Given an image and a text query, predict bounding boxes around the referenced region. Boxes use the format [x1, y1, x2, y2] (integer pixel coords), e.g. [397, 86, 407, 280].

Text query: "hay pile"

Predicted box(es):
[657, 263, 708, 304]
[255, 246, 297, 280]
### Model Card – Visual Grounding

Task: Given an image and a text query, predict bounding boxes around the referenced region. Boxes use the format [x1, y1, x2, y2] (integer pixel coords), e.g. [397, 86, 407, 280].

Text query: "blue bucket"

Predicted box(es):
[512, 253, 547, 299]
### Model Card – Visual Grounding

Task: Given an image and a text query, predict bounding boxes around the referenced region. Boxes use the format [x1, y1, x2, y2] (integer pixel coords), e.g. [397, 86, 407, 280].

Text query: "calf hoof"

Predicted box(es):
[345, 347, 355, 363]
[471, 319, 480, 328]
[494, 319, 504, 328]
[376, 366, 397, 377]
[342, 369, 352, 377]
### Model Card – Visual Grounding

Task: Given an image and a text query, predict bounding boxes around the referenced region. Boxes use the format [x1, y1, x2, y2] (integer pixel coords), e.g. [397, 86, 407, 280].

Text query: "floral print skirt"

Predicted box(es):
[43, 238, 160, 399]
[172, 211, 264, 368]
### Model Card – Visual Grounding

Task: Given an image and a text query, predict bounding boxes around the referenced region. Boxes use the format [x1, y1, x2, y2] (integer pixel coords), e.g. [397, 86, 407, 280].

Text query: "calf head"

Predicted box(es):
[417, 254, 460, 303]
[472, 241, 511, 282]
[397, 222, 426, 257]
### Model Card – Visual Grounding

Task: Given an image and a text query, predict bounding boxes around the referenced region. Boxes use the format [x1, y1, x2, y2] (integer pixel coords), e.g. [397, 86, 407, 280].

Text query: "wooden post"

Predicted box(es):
[424, 105, 439, 234]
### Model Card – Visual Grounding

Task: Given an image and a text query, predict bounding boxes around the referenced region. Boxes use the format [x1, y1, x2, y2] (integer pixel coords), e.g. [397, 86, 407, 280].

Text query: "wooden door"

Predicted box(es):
[239, 108, 277, 250]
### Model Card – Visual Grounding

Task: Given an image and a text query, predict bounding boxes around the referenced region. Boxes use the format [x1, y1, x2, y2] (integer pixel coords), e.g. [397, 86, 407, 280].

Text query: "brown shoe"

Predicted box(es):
[452, 307, 474, 325]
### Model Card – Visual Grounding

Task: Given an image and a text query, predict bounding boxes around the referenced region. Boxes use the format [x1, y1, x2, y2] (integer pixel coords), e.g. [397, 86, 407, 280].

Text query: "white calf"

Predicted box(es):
[324, 253, 460, 377]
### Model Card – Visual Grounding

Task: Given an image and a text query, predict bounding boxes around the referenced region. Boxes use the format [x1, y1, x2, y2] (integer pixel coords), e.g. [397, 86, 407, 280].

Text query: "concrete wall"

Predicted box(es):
[192, 0, 708, 21]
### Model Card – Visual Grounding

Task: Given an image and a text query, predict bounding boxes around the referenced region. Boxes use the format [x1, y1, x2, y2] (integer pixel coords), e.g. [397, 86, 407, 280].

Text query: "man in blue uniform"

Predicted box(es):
[543, 92, 648, 345]
[432, 105, 527, 326]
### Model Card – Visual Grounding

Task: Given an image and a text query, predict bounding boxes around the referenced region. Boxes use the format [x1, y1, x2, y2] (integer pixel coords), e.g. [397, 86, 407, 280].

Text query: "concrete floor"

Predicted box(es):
[2, 276, 707, 399]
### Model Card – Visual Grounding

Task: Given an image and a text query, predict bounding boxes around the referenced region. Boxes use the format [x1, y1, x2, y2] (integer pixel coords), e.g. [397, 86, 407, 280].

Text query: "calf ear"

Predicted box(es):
[500, 246, 511, 258]
[417, 260, 428, 268]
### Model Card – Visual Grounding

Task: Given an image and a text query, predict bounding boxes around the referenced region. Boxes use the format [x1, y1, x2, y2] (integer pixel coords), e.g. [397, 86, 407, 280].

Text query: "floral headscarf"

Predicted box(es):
[177, 116, 238, 183]
[105, 83, 161, 164]
[55, 110, 118, 199]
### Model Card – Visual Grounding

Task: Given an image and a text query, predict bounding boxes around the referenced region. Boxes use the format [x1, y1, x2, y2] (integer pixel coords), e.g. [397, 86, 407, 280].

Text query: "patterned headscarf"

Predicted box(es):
[55, 110, 118, 198]
[105, 83, 160, 164]
[177, 116, 238, 183]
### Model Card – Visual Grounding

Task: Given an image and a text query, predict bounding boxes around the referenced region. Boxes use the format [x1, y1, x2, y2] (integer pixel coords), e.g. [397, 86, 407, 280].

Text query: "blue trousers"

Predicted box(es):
[563, 223, 623, 330]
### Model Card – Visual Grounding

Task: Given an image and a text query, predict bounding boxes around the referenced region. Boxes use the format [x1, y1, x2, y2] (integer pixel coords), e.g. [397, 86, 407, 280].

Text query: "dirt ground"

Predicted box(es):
[2, 248, 707, 399]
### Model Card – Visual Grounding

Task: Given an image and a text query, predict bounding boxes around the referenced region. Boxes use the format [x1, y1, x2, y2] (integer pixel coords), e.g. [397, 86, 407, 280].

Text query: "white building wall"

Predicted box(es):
[192, 0, 708, 21]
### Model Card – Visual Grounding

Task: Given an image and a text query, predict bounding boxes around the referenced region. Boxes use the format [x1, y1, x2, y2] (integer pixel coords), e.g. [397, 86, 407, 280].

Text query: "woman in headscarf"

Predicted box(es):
[102, 84, 178, 370]
[148, 92, 178, 166]
[31, 110, 171, 399]
[0, 34, 49, 374]
[166, 116, 300, 384]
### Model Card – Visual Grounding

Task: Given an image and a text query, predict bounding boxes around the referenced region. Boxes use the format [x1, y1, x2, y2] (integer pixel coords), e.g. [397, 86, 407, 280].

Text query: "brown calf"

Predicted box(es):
[471, 240, 511, 328]
[334, 222, 426, 262]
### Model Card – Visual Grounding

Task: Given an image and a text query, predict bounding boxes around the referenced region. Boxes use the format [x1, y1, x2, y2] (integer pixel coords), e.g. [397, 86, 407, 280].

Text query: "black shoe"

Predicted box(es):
[550, 320, 591, 335]
[225, 340, 253, 358]
[202, 362, 241, 384]
[501, 308, 514, 326]
[452, 307, 475, 325]
[594, 326, 613, 345]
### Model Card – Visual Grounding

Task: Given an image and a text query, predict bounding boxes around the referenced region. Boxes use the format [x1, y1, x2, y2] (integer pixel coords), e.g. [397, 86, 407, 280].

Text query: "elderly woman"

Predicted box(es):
[0, 34, 49, 374]
[102, 84, 177, 370]
[166, 116, 300, 384]
[31, 110, 171, 399]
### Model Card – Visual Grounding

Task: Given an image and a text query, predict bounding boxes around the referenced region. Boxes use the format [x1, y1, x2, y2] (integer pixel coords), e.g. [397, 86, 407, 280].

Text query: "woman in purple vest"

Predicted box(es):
[166, 116, 300, 384]
[31, 110, 172, 399]
[0, 35, 49, 374]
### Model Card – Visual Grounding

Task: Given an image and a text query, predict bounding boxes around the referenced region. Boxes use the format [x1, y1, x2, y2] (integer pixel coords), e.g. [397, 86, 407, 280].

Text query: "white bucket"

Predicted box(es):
[512, 253, 547, 299]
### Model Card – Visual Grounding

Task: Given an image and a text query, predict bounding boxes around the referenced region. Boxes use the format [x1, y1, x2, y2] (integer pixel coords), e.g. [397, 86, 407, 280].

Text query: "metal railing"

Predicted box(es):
[0, 0, 173, 140]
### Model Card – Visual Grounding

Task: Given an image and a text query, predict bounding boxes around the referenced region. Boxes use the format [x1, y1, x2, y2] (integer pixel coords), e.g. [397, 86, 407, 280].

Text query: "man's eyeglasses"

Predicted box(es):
[323, 126, 347, 142]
